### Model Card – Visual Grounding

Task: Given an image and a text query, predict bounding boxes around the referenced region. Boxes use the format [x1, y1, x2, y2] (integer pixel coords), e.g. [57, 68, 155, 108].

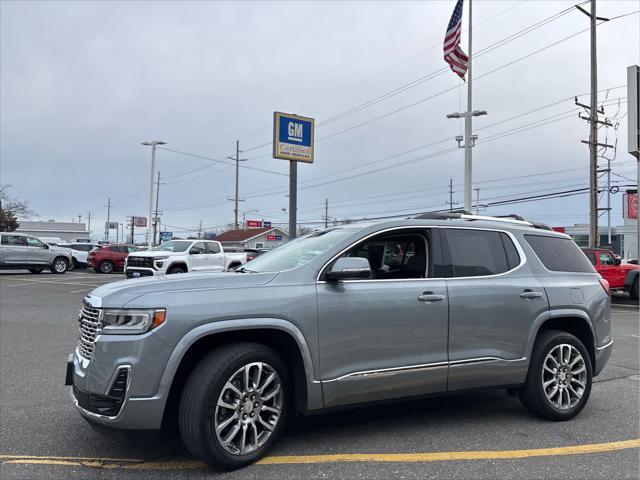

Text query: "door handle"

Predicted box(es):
[418, 292, 445, 303]
[520, 290, 543, 299]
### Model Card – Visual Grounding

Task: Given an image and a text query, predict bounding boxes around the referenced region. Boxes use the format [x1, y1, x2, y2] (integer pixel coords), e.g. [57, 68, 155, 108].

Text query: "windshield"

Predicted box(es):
[241, 228, 356, 273]
[156, 240, 192, 252]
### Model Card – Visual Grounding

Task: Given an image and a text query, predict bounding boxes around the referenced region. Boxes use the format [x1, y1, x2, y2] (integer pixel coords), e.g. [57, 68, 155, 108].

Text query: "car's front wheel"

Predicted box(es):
[50, 257, 68, 274]
[520, 329, 592, 421]
[179, 343, 288, 470]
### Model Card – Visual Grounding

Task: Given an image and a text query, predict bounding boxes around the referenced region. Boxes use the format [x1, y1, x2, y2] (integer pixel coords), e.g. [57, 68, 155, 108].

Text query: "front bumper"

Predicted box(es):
[125, 267, 155, 278]
[594, 338, 613, 376]
[66, 328, 173, 429]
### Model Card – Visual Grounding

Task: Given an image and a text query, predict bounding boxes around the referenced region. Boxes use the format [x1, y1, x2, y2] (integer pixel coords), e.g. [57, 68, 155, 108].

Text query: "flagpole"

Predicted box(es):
[464, 0, 473, 212]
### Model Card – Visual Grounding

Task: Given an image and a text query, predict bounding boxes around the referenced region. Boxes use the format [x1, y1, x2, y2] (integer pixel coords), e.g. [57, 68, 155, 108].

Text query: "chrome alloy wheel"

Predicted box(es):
[214, 362, 283, 455]
[541, 344, 587, 410]
[54, 258, 67, 273]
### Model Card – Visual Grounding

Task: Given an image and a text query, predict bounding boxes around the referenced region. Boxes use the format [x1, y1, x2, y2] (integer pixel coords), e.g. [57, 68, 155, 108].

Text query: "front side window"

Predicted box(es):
[190, 242, 206, 254]
[339, 231, 429, 280]
[599, 252, 615, 266]
[525, 235, 595, 273]
[26, 237, 46, 248]
[1, 235, 27, 246]
[446, 229, 510, 277]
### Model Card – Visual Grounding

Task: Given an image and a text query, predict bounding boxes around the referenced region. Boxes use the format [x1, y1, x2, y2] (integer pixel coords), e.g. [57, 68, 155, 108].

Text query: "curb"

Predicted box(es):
[611, 303, 640, 310]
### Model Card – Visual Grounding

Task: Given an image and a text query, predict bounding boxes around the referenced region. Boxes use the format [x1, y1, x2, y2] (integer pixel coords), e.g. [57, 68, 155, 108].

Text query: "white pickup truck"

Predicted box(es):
[124, 239, 247, 278]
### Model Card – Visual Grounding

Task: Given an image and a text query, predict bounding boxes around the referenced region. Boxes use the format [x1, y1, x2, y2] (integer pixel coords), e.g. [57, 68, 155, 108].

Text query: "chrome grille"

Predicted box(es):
[127, 256, 154, 268]
[77, 305, 101, 360]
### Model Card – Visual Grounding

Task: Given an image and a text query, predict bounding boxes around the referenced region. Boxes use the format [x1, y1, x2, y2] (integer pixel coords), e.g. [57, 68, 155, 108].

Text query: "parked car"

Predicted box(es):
[243, 248, 269, 262]
[58, 242, 101, 269]
[581, 248, 639, 300]
[87, 244, 138, 273]
[0, 232, 72, 274]
[124, 240, 247, 278]
[67, 213, 612, 470]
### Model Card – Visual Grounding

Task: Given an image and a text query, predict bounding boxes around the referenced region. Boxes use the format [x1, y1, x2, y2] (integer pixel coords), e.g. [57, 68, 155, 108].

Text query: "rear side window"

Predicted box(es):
[1, 235, 27, 246]
[206, 242, 220, 254]
[445, 229, 510, 277]
[525, 235, 595, 273]
[109, 246, 122, 253]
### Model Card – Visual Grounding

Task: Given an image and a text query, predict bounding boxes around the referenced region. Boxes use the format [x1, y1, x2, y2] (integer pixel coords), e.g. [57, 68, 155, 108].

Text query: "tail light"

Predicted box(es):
[598, 278, 611, 297]
[246, 254, 256, 262]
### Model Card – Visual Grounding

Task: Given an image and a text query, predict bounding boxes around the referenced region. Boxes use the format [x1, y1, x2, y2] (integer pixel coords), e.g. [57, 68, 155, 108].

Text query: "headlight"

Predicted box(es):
[154, 256, 169, 261]
[100, 308, 166, 335]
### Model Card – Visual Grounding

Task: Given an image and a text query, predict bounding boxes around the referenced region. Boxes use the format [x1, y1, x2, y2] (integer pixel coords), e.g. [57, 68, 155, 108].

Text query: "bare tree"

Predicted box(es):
[0, 185, 35, 219]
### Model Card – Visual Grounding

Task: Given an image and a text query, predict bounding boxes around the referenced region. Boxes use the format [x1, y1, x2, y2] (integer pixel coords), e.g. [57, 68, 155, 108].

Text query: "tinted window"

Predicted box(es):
[1, 235, 27, 246]
[190, 242, 206, 254]
[446, 229, 509, 277]
[205, 242, 220, 254]
[341, 231, 429, 280]
[525, 235, 595, 273]
[127, 247, 138, 253]
[109, 246, 121, 253]
[500, 233, 521, 269]
[585, 251, 597, 266]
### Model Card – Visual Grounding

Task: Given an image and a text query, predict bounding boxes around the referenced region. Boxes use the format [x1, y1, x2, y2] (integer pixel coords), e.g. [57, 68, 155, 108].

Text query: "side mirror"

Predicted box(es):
[614, 258, 621, 266]
[325, 257, 371, 282]
[189, 248, 200, 255]
[44, 244, 49, 249]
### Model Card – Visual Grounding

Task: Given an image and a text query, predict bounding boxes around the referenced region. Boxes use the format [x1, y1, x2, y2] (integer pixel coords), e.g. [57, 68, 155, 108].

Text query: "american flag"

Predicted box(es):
[443, 0, 469, 80]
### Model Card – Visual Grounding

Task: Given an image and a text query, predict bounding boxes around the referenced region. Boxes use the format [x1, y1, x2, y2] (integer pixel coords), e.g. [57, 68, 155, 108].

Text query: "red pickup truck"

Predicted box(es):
[582, 248, 639, 299]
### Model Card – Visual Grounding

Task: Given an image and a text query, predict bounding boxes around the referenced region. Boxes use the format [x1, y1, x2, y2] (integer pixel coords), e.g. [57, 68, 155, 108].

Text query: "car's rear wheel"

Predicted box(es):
[520, 329, 592, 421]
[98, 260, 114, 274]
[179, 343, 288, 470]
[28, 268, 44, 274]
[50, 257, 68, 274]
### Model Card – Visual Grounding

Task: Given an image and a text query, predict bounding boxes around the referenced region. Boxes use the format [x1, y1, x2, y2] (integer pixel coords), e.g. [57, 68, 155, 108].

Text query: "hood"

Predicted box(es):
[88, 271, 279, 307]
[128, 250, 184, 258]
[49, 246, 71, 256]
[621, 262, 640, 272]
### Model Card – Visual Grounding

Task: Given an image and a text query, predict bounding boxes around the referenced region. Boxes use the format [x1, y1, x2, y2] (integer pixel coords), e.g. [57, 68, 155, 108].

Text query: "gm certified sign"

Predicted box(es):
[273, 112, 315, 163]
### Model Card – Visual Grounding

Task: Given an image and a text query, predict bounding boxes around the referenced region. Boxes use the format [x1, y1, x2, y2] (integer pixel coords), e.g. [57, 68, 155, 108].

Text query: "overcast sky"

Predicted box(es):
[1, 0, 639, 240]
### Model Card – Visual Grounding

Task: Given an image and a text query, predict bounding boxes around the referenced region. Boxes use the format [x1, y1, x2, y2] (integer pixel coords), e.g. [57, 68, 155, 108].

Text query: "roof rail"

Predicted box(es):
[413, 211, 556, 231]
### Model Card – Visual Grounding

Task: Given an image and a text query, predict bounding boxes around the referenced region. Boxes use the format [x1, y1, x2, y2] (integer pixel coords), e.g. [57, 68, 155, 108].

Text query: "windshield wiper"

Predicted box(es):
[235, 267, 257, 273]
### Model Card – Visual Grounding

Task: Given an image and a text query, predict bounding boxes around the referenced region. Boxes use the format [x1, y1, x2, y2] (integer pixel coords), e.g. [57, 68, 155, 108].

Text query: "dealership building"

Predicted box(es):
[16, 220, 90, 243]
[215, 227, 289, 250]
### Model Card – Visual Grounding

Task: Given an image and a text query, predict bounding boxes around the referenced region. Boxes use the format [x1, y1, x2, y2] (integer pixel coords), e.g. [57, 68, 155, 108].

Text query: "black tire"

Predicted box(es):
[520, 329, 592, 421]
[50, 257, 68, 274]
[228, 262, 241, 271]
[178, 342, 289, 470]
[167, 265, 186, 274]
[68, 257, 76, 271]
[28, 268, 44, 274]
[98, 260, 114, 274]
[630, 277, 639, 300]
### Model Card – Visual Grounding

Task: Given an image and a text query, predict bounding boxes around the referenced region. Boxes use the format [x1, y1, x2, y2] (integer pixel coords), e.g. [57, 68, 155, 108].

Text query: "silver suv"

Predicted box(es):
[0, 232, 72, 274]
[66, 214, 612, 469]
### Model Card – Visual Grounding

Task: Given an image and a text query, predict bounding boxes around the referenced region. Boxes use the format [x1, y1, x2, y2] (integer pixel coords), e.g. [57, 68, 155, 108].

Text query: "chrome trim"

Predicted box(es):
[596, 339, 613, 351]
[83, 295, 102, 309]
[316, 225, 526, 283]
[71, 365, 132, 422]
[324, 356, 526, 383]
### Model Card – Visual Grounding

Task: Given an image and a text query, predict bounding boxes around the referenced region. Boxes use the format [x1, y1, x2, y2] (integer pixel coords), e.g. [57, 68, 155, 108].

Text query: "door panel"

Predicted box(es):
[0, 235, 29, 265]
[317, 280, 449, 407]
[189, 242, 208, 270]
[26, 237, 50, 265]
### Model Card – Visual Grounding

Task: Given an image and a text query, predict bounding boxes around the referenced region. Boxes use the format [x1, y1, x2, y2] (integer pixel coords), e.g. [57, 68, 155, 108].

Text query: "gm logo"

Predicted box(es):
[287, 122, 304, 142]
[273, 111, 315, 163]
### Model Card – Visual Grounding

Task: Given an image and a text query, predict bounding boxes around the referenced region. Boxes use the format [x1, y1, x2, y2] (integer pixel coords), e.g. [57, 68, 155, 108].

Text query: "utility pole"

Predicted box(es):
[228, 141, 246, 229]
[324, 198, 329, 228]
[198, 220, 203, 239]
[446, 179, 458, 211]
[474, 188, 480, 215]
[576, 1, 610, 248]
[446, 0, 487, 212]
[87, 212, 91, 238]
[152, 171, 161, 247]
[130, 216, 135, 245]
[142, 140, 166, 247]
[105, 198, 111, 242]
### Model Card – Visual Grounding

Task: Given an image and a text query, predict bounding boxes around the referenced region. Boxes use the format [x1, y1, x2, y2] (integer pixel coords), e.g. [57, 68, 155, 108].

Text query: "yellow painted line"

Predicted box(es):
[1, 439, 638, 470]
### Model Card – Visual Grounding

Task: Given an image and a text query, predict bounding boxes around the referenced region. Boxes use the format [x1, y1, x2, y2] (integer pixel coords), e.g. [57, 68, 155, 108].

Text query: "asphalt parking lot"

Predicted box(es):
[0, 270, 638, 480]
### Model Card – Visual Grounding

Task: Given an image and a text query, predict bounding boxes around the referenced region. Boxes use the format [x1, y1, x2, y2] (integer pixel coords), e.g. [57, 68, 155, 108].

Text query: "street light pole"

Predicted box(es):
[142, 140, 166, 247]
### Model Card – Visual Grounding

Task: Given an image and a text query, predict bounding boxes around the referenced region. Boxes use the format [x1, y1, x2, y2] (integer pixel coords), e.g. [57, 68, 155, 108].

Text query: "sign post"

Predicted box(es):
[273, 112, 315, 240]
[627, 65, 639, 260]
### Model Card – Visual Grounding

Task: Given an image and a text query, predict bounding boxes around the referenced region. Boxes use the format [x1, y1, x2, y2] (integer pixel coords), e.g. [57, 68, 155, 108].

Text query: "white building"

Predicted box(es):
[16, 220, 90, 243]
[215, 227, 289, 250]
[561, 218, 638, 260]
